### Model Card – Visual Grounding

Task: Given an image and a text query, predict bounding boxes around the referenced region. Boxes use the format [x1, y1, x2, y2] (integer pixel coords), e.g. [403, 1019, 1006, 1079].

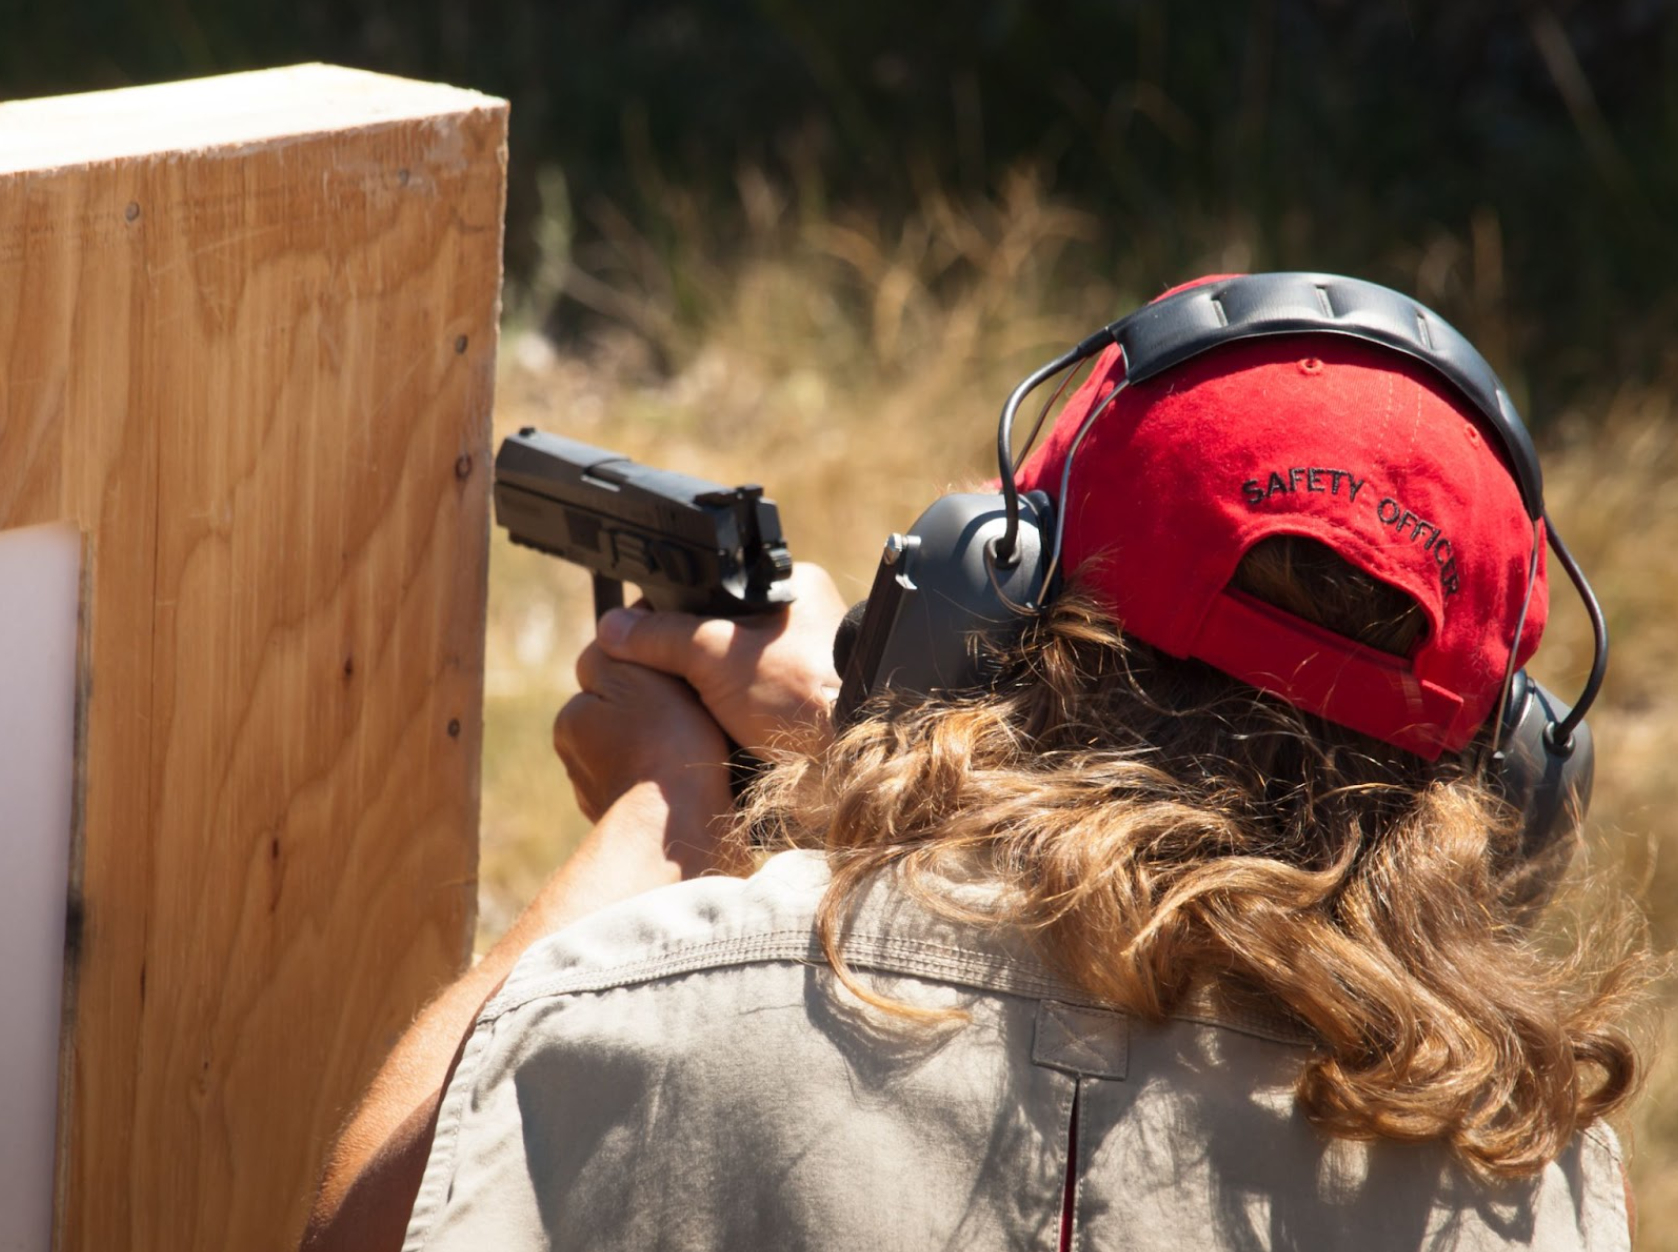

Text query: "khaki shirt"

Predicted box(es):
[404, 851, 1629, 1251]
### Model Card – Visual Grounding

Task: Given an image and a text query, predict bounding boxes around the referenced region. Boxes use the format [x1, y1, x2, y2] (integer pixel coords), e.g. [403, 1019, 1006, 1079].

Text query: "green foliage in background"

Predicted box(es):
[7, 1, 1676, 417]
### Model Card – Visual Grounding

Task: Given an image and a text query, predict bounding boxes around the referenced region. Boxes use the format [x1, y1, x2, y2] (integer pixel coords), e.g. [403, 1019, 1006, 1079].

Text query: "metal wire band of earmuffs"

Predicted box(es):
[1489, 531, 1544, 756]
[989, 276, 1607, 750]
[1543, 524, 1607, 750]
[985, 370, 1130, 615]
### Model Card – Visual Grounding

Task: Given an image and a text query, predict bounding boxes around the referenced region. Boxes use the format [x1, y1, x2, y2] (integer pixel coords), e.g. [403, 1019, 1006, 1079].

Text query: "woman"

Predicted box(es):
[306, 278, 1647, 1251]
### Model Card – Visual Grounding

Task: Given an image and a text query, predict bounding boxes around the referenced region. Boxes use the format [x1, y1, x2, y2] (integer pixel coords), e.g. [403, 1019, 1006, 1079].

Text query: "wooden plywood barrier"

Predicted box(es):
[0, 66, 507, 1250]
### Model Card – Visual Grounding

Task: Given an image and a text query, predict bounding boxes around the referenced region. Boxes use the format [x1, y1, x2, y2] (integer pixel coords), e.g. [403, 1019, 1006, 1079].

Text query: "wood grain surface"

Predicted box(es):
[0, 66, 506, 1251]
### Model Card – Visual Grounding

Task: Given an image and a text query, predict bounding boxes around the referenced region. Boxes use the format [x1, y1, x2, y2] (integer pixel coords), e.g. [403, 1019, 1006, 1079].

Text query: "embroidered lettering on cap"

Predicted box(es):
[1240, 472, 1464, 597]
[1241, 467, 1363, 507]
[1435, 540, 1461, 596]
[1378, 497, 1460, 596]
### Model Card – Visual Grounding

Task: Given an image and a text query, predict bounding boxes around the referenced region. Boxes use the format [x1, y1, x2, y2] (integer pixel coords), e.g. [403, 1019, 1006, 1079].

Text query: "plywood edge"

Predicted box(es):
[0, 64, 508, 178]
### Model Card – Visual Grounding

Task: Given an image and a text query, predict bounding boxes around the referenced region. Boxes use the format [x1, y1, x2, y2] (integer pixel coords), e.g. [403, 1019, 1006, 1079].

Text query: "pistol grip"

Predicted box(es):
[592, 573, 625, 620]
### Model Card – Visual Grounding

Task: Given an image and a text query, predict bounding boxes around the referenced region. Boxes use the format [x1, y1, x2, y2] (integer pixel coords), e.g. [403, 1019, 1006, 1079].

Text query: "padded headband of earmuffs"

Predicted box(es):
[1105, 274, 1544, 515]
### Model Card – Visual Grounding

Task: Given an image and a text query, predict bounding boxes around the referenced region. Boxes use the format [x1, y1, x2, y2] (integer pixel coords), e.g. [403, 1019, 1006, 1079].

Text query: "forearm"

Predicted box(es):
[302, 773, 728, 1252]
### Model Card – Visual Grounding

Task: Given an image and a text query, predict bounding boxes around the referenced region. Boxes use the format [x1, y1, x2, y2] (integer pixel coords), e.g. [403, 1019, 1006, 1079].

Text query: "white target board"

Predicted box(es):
[0, 521, 81, 1252]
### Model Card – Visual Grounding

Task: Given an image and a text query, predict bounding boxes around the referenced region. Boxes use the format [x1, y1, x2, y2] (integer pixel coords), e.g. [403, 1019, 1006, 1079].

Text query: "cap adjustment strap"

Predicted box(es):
[1193, 590, 1467, 760]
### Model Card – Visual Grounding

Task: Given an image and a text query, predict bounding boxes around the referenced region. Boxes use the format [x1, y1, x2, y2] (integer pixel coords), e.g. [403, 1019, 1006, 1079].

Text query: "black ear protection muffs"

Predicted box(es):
[831, 273, 1605, 869]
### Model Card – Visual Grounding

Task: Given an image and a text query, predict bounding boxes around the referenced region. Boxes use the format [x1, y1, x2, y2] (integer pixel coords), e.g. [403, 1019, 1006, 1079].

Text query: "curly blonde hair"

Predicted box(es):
[741, 537, 1650, 1178]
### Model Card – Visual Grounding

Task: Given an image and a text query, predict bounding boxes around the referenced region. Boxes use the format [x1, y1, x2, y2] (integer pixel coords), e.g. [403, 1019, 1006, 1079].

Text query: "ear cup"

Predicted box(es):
[834, 491, 1053, 725]
[1489, 670, 1593, 909]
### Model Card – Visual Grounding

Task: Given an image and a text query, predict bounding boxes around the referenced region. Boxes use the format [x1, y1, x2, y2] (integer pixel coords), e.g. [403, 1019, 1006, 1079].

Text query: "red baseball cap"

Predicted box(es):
[1014, 280, 1547, 759]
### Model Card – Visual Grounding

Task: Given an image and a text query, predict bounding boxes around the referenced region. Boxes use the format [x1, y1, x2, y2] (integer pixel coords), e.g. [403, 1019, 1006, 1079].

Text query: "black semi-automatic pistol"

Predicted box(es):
[493, 427, 796, 619]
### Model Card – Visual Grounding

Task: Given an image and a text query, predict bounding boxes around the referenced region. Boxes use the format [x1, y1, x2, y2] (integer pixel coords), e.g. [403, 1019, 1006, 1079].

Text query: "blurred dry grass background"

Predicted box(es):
[479, 175, 1678, 1240]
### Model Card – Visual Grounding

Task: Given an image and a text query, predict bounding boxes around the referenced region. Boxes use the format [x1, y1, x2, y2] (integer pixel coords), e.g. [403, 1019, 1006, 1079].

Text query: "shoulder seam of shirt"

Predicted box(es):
[485, 929, 1320, 1050]
[484, 928, 1080, 1020]
[1581, 1122, 1623, 1163]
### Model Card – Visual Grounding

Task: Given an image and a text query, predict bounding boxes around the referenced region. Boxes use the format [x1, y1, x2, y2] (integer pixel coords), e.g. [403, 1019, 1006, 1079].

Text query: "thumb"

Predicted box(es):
[596, 605, 717, 680]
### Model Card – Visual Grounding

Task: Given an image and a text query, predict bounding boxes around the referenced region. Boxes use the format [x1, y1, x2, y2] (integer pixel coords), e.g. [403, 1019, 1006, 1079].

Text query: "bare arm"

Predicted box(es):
[302, 664, 733, 1251]
[303, 563, 845, 1250]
